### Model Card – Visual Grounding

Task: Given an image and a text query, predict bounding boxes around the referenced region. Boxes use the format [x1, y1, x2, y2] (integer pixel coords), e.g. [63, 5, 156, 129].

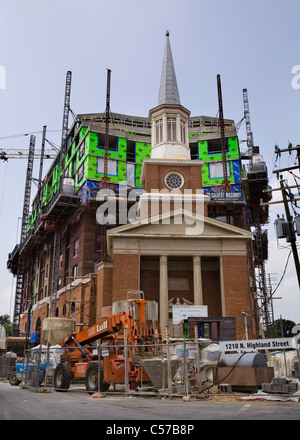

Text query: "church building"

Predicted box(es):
[97, 32, 255, 340]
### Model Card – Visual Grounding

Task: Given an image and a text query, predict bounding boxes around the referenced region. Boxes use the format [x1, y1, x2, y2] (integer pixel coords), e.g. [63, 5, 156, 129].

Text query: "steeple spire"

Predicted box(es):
[149, 31, 190, 160]
[158, 31, 181, 106]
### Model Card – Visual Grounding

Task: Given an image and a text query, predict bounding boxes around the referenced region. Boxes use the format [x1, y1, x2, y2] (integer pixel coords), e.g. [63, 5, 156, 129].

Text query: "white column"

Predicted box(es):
[193, 256, 203, 305]
[219, 255, 226, 316]
[176, 114, 181, 143]
[159, 255, 169, 334]
[162, 114, 168, 142]
[185, 120, 189, 146]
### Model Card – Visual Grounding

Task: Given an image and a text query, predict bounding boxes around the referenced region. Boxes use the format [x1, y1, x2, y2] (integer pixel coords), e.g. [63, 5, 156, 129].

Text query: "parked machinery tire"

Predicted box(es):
[9, 370, 21, 386]
[85, 363, 110, 394]
[54, 363, 71, 391]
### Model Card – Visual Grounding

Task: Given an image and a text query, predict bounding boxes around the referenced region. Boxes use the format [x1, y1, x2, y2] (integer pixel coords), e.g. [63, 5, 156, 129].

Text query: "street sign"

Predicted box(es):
[219, 337, 295, 352]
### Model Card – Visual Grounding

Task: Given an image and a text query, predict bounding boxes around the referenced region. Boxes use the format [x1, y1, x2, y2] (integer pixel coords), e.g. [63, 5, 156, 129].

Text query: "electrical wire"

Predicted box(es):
[244, 249, 293, 321]
[0, 129, 61, 141]
[271, 250, 292, 296]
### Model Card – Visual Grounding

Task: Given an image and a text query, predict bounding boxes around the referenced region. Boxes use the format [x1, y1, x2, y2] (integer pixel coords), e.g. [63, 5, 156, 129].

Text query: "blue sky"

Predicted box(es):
[0, 0, 299, 324]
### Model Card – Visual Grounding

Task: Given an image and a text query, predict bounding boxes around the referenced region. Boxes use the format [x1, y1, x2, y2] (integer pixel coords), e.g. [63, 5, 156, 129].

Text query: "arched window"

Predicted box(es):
[167, 117, 176, 141]
[35, 317, 41, 334]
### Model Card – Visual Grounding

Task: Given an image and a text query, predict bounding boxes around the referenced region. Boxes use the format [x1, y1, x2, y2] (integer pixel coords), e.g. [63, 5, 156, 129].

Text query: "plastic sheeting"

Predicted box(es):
[268, 350, 299, 377]
[0, 324, 6, 350]
[239, 388, 300, 402]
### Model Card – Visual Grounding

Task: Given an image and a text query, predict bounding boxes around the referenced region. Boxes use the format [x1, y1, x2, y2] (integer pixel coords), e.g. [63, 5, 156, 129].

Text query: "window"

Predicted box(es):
[155, 118, 163, 144]
[71, 301, 76, 316]
[165, 172, 184, 189]
[78, 163, 84, 182]
[209, 162, 230, 179]
[74, 214, 80, 232]
[97, 158, 118, 176]
[73, 238, 79, 257]
[79, 140, 85, 160]
[97, 133, 118, 151]
[95, 233, 102, 252]
[57, 277, 62, 291]
[58, 254, 63, 270]
[167, 117, 176, 142]
[72, 264, 78, 278]
[126, 163, 135, 187]
[207, 138, 229, 154]
[180, 120, 186, 143]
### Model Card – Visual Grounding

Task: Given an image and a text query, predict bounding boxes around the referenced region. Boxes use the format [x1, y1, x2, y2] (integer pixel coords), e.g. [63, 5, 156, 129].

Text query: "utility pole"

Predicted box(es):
[272, 143, 300, 288]
[280, 177, 300, 288]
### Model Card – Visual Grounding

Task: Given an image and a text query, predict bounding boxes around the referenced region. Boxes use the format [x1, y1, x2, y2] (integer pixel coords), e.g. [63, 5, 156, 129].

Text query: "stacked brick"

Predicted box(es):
[262, 377, 299, 394]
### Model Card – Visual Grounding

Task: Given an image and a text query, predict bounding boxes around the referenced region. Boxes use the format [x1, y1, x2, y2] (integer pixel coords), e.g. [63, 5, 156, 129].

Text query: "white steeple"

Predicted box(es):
[149, 31, 191, 161]
[158, 30, 181, 106]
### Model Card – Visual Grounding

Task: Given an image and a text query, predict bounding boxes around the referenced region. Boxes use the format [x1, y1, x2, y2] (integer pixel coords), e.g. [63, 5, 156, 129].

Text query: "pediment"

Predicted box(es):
[107, 209, 252, 241]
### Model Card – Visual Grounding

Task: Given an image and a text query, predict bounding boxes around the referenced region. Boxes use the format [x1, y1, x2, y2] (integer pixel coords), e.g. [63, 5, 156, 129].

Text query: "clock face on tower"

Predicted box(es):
[165, 172, 184, 189]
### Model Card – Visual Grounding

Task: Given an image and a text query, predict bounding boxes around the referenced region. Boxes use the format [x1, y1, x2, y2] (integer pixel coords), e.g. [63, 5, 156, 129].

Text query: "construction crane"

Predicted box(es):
[217, 74, 230, 194]
[102, 68, 111, 189]
[242, 88, 254, 158]
[49, 70, 72, 319]
[242, 88, 272, 331]
[12, 135, 36, 335]
[61, 71, 72, 148]
[216, 74, 231, 225]
[99, 69, 112, 262]
[0, 148, 56, 160]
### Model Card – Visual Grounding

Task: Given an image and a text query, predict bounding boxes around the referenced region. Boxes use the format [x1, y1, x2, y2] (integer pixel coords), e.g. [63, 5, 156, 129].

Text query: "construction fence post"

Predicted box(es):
[124, 329, 129, 396]
[183, 338, 188, 396]
[166, 326, 172, 398]
[98, 342, 101, 394]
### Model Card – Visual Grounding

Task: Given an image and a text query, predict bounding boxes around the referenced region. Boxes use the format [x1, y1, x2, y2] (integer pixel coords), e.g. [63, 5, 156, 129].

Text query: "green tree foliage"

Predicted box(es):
[0, 314, 13, 336]
[266, 318, 296, 338]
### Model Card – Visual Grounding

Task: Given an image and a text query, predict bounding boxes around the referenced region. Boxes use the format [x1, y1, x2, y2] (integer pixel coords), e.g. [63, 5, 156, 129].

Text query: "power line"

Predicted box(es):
[0, 129, 61, 141]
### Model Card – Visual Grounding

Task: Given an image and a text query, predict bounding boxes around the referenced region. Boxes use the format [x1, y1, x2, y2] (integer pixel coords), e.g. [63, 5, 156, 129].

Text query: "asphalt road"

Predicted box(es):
[1, 382, 300, 424]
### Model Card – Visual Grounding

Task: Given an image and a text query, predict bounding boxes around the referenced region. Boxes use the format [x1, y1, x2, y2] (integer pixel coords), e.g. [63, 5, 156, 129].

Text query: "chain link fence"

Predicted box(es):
[3, 339, 219, 396]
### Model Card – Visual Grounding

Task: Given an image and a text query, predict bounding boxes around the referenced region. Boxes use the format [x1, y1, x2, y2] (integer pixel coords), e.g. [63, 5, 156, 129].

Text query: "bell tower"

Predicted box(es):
[149, 31, 191, 161]
[139, 31, 208, 220]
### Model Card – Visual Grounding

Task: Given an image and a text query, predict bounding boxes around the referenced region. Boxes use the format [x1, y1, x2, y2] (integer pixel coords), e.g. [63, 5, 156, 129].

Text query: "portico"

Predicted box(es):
[106, 209, 253, 338]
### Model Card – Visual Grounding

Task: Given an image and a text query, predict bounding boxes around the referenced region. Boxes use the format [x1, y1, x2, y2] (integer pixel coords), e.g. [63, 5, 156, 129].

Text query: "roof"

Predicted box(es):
[158, 31, 181, 106]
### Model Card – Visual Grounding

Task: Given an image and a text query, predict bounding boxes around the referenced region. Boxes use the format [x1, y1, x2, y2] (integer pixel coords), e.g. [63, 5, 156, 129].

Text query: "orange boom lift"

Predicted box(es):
[54, 293, 160, 393]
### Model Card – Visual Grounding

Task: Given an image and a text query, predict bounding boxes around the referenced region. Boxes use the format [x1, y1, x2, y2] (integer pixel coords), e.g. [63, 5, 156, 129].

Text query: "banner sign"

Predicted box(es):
[210, 191, 244, 202]
[172, 305, 208, 325]
[219, 337, 295, 352]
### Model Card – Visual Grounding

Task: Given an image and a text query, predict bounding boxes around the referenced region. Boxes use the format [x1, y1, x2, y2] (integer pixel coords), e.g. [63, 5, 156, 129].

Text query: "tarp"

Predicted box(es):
[0, 324, 6, 350]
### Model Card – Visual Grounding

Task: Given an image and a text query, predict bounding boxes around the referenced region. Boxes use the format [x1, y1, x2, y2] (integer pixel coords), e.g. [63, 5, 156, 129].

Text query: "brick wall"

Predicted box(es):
[222, 254, 253, 339]
[57, 208, 102, 288]
[143, 163, 203, 193]
[97, 263, 113, 320]
[112, 253, 140, 302]
[55, 280, 92, 332]
[202, 269, 222, 316]
[140, 163, 208, 219]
